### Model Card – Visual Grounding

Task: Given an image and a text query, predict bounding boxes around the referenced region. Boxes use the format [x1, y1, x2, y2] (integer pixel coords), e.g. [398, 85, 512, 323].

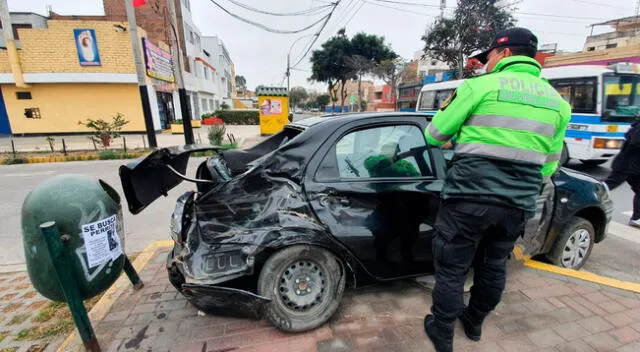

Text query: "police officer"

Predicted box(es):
[423, 28, 571, 351]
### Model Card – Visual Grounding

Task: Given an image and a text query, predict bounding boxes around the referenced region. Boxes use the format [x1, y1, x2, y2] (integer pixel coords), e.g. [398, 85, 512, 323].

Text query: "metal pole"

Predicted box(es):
[125, 0, 158, 148]
[167, 0, 195, 145]
[40, 222, 101, 352]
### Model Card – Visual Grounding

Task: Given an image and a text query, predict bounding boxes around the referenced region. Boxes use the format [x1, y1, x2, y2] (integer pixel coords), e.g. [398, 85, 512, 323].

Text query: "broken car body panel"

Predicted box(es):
[121, 113, 613, 319]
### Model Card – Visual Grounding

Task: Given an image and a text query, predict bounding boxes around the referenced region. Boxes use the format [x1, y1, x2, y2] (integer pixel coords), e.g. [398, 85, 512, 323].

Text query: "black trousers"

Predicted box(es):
[605, 171, 640, 220]
[431, 200, 527, 325]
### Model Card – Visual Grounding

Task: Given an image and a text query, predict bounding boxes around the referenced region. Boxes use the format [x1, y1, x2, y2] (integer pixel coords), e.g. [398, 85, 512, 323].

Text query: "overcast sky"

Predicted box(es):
[9, 0, 637, 92]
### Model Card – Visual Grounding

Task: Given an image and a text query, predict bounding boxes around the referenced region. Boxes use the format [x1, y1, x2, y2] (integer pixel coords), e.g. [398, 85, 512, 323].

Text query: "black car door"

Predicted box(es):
[304, 118, 445, 280]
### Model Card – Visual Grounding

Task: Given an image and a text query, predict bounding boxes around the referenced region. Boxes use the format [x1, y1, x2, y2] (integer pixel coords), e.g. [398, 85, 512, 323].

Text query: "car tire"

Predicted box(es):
[547, 217, 595, 270]
[579, 159, 608, 166]
[257, 245, 345, 332]
[560, 143, 569, 166]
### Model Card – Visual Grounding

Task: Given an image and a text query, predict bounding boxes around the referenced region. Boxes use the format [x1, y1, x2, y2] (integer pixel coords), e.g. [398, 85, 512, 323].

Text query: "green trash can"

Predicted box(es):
[21, 175, 126, 301]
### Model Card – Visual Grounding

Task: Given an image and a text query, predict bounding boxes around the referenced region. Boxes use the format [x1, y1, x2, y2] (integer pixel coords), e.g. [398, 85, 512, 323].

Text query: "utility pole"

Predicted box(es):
[440, 0, 446, 19]
[124, 0, 158, 148]
[286, 53, 291, 117]
[167, 0, 194, 145]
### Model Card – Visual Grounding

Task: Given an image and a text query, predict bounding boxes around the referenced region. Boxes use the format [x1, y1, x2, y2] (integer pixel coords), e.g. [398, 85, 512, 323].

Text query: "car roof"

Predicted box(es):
[289, 112, 428, 129]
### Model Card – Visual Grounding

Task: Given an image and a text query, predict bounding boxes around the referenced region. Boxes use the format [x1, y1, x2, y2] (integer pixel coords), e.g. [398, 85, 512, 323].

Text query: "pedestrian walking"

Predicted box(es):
[422, 27, 571, 351]
[604, 116, 640, 228]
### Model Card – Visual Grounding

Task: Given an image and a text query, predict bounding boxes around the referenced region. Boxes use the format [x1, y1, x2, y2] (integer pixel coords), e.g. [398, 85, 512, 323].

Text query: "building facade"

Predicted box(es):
[413, 50, 449, 78]
[0, 18, 175, 135]
[546, 16, 640, 68]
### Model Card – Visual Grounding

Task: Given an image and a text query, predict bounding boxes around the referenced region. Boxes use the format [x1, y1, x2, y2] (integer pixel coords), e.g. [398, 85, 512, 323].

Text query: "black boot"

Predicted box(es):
[459, 307, 487, 341]
[424, 315, 453, 352]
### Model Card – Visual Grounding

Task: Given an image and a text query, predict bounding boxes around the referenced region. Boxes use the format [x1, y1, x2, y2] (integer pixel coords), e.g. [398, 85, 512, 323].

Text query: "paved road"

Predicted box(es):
[2, 126, 639, 284]
[0, 159, 201, 270]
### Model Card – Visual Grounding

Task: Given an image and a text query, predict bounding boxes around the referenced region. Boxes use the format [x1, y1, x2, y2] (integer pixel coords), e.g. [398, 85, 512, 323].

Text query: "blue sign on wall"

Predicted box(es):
[74, 29, 101, 66]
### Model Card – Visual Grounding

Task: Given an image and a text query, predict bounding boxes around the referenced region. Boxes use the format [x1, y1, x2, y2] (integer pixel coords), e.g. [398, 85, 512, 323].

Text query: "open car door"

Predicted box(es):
[119, 145, 223, 214]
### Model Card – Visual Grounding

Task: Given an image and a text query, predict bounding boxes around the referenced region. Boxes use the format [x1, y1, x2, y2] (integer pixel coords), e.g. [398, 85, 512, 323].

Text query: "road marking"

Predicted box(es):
[524, 259, 640, 293]
[622, 211, 633, 216]
[513, 244, 640, 293]
[0, 171, 55, 177]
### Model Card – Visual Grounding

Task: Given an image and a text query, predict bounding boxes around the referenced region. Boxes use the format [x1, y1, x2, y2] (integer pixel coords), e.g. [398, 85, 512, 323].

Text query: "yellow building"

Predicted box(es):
[0, 18, 179, 135]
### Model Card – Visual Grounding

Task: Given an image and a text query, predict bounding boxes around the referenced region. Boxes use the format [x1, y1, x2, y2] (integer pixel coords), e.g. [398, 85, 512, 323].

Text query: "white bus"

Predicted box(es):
[417, 63, 640, 165]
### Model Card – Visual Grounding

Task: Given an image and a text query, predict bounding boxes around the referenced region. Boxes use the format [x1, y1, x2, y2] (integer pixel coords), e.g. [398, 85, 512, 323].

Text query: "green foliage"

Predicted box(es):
[373, 58, 407, 109]
[289, 87, 308, 108]
[216, 110, 259, 125]
[310, 31, 397, 108]
[220, 102, 230, 110]
[422, 0, 517, 77]
[208, 124, 227, 145]
[97, 151, 137, 160]
[2, 158, 26, 165]
[79, 113, 129, 148]
[235, 75, 247, 94]
[172, 119, 183, 124]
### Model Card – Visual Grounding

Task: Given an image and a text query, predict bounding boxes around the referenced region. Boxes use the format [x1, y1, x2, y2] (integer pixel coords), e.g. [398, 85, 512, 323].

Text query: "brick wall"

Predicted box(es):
[12, 20, 140, 74]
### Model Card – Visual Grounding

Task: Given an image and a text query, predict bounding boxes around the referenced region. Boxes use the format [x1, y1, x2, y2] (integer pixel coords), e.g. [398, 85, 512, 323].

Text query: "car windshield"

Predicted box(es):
[604, 74, 640, 119]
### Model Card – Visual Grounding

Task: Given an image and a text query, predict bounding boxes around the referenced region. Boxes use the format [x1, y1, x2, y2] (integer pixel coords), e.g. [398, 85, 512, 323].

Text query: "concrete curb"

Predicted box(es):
[56, 240, 174, 352]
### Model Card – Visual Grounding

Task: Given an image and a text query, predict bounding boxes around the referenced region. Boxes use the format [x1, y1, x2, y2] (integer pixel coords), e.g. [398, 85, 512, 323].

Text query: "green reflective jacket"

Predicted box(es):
[425, 56, 571, 211]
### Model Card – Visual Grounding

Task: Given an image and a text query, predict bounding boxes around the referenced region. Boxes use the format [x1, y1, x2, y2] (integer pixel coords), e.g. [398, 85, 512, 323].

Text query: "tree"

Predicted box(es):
[349, 33, 397, 111]
[310, 32, 354, 109]
[289, 86, 308, 108]
[235, 75, 247, 95]
[79, 113, 129, 148]
[315, 94, 330, 109]
[373, 58, 406, 111]
[310, 31, 396, 111]
[422, 0, 516, 78]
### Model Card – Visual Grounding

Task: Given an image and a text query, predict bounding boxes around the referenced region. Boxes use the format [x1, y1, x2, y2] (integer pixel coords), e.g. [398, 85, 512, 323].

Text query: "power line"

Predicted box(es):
[208, 0, 331, 34]
[221, 0, 334, 16]
[343, 0, 365, 27]
[291, 0, 342, 68]
[363, 0, 437, 17]
[324, 0, 359, 35]
[516, 11, 608, 21]
[367, 0, 441, 8]
[566, 0, 631, 11]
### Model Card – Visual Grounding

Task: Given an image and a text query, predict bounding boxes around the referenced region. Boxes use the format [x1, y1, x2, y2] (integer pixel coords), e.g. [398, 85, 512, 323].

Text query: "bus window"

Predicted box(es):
[435, 89, 455, 109]
[604, 75, 640, 120]
[550, 78, 597, 114]
[418, 91, 436, 110]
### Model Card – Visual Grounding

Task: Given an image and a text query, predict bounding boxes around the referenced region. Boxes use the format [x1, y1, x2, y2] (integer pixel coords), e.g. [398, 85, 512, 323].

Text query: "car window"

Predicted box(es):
[321, 124, 433, 180]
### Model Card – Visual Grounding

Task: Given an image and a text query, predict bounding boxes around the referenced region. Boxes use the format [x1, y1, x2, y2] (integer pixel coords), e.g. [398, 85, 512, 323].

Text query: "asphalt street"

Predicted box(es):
[1, 118, 639, 284]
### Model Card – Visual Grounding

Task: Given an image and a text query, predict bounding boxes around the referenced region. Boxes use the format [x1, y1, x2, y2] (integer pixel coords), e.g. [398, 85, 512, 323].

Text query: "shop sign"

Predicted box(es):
[142, 38, 175, 83]
[74, 29, 101, 66]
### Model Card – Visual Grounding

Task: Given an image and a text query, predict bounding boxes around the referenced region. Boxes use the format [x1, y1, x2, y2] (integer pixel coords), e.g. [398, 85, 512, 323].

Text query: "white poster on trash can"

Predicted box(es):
[81, 214, 122, 268]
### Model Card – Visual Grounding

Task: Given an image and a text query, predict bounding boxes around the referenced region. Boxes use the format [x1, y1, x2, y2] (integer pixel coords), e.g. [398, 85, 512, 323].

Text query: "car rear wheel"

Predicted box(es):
[547, 217, 594, 270]
[257, 245, 345, 332]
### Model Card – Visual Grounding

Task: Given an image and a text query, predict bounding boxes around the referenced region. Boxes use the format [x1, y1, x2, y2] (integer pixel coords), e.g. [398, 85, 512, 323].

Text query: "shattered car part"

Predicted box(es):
[121, 112, 613, 331]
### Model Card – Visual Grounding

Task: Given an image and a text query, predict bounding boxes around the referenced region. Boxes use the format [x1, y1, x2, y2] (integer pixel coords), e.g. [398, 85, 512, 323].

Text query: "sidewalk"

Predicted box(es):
[57, 245, 640, 352]
[0, 125, 262, 153]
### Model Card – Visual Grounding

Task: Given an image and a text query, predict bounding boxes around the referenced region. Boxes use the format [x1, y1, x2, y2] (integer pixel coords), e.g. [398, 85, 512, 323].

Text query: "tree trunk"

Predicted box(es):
[357, 73, 363, 112]
[340, 80, 347, 112]
[457, 47, 464, 79]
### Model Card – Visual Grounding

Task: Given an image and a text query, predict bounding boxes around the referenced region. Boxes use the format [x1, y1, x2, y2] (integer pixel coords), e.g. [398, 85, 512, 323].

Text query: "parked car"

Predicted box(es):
[120, 112, 613, 333]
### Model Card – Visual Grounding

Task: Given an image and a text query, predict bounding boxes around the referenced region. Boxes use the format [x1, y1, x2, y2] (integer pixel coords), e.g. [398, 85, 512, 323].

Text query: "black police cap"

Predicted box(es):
[471, 27, 538, 64]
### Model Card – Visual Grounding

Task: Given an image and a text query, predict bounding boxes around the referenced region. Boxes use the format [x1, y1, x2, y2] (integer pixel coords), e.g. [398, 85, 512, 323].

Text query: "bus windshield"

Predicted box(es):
[604, 74, 640, 120]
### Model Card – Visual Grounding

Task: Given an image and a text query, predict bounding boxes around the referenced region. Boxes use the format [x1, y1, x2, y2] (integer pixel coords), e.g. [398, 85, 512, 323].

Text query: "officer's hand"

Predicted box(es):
[442, 141, 453, 149]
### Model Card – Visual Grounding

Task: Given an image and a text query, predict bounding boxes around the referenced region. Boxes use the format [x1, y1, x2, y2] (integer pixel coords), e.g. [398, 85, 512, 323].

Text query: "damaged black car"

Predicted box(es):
[120, 112, 613, 332]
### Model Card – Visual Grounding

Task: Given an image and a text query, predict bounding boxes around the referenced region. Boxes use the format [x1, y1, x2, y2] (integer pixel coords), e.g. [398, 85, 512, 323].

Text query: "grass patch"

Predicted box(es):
[0, 331, 9, 342]
[19, 296, 101, 341]
[0, 347, 18, 352]
[7, 314, 29, 326]
[191, 143, 238, 157]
